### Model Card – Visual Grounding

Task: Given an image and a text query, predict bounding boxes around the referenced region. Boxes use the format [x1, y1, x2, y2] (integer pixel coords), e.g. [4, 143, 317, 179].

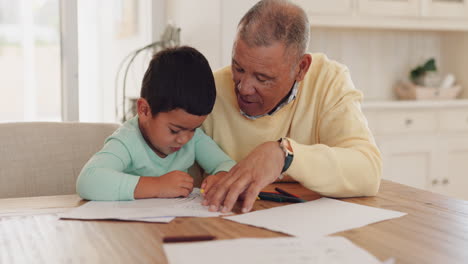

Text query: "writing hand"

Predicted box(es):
[202, 141, 284, 213]
[134, 170, 194, 199]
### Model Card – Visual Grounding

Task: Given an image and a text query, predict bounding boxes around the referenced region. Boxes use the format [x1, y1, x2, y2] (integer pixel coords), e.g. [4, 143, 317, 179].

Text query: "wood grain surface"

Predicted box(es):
[0, 180, 467, 264]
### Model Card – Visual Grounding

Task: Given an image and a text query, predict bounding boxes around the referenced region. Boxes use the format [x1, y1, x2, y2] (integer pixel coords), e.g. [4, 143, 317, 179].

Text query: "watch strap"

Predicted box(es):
[278, 138, 293, 173]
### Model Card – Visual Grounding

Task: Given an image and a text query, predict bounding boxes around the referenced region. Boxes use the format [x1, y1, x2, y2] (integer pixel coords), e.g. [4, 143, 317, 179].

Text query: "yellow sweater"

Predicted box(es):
[202, 53, 381, 197]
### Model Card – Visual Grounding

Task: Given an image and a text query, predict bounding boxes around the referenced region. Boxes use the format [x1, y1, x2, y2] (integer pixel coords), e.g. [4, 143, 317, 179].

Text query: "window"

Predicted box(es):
[0, 0, 159, 123]
[0, 0, 61, 122]
[78, 0, 154, 123]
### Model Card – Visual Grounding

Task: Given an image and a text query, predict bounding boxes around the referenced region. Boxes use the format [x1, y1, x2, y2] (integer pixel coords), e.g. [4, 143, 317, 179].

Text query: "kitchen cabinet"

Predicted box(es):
[377, 136, 436, 190]
[364, 101, 468, 200]
[293, 0, 353, 15]
[358, 0, 420, 17]
[432, 135, 468, 200]
[422, 0, 468, 18]
[293, 0, 468, 30]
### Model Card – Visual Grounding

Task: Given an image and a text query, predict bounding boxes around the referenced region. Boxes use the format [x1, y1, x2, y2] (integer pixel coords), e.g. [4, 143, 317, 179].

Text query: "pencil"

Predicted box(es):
[258, 192, 306, 203]
[274, 187, 300, 198]
[163, 235, 216, 243]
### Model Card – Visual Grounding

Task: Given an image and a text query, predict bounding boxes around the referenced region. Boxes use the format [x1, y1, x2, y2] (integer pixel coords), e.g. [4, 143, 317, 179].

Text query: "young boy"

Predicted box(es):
[76, 46, 235, 201]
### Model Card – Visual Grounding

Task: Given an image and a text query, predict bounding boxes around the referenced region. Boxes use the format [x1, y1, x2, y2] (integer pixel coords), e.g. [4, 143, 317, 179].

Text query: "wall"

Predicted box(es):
[308, 28, 445, 101]
[166, 0, 223, 69]
[441, 32, 468, 99]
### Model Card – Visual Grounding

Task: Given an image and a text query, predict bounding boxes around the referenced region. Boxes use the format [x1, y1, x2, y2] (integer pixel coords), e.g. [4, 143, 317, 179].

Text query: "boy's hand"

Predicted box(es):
[134, 170, 194, 199]
[201, 171, 228, 196]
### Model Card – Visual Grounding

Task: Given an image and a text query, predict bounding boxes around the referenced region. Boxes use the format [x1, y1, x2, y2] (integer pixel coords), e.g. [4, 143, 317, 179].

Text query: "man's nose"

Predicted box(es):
[237, 78, 256, 95]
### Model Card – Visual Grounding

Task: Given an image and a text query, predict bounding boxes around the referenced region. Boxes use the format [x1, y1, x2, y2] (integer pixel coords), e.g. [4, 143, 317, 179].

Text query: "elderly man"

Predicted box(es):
[202, 0, 381, 213]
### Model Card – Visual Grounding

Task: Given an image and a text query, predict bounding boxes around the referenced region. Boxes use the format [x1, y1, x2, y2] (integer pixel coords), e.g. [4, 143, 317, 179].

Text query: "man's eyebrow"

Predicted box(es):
[255, 72, 274, 80]
[233, 59, 274, 80]
[232, 59, 241, 67]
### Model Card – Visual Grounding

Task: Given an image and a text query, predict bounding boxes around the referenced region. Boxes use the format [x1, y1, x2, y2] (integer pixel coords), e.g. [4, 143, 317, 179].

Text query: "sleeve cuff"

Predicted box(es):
[119, 174, 140, 201]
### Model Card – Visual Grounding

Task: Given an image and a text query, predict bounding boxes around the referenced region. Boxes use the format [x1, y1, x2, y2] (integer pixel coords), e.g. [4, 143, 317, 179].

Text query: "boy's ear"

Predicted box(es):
[137, 98, 152, 120]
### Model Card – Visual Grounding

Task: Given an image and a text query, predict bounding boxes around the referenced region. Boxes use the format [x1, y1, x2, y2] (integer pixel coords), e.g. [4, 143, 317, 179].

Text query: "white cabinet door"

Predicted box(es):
[293, 0, 354, 15]
[422, 0, 468, 18]
[358, 0, 420, 17]
[435, 136, 468, 200]
[378, 136, 436, 190]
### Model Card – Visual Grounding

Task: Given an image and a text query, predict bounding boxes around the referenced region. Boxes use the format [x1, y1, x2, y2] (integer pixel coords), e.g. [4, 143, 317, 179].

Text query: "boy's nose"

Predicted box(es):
[176, 134, 189, 145]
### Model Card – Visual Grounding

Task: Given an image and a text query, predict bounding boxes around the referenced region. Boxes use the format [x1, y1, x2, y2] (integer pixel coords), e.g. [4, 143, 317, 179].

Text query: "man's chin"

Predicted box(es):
[238, 102, 259, 116]
[240, 106, 257, 116]
[240, 108, 266, 117]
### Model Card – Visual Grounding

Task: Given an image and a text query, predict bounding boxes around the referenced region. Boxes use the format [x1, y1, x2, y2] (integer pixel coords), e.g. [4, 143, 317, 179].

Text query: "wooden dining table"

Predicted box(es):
[0, 180, 467, 264]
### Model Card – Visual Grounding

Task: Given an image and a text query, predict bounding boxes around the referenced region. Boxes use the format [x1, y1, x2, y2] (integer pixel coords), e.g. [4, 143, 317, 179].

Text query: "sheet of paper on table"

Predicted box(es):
[60, 188, 223, 223]
[163, 236, 387, 264]
[225, 197, 406, 237]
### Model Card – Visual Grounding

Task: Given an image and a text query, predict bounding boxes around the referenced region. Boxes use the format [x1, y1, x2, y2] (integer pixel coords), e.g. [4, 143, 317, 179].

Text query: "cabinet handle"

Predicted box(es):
[432, 179, 438, 185]
[442, 178, 449, 185]
[405, 118, 413, 127]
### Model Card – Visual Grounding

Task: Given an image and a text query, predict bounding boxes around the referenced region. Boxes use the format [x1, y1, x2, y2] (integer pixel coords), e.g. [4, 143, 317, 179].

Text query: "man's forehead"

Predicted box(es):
[235, 38, 286, 57]
[233, 41, 290, 72]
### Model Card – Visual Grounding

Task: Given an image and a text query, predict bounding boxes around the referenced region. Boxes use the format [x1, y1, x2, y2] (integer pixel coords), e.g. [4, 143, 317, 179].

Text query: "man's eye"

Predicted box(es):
[235, 67, 244, 73]
[256, 76, 267, 83]
[170, 129, 180, 134]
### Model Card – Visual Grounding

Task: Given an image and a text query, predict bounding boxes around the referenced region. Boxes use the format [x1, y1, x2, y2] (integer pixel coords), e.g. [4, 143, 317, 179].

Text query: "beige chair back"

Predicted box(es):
[0, 122, 119, 198]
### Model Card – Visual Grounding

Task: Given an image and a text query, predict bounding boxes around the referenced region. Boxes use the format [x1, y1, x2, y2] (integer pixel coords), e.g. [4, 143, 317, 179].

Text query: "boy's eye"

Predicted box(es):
[170, 128, 180, 134]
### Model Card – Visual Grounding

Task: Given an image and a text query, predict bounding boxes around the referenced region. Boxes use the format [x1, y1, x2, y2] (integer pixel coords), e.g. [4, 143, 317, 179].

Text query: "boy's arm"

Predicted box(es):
[134, 171, 194, 199]
[194, 128, 236, 175]
[76, 139, 139, 201]
[77, 139, 195, 201]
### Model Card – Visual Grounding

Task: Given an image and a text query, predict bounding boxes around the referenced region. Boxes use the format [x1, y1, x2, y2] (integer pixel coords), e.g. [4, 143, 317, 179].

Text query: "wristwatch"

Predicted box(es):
[278, 137, 294, 173]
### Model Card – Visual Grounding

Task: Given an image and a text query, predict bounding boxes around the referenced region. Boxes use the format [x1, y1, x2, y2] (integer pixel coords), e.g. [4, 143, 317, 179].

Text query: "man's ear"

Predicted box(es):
[295, 54, 312, 82]
[137, 98, 151, 120]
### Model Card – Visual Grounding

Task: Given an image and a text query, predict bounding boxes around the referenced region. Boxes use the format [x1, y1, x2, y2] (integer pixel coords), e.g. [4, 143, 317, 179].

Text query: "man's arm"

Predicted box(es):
[203, 69, 381, 213]
[287, 90, 381, 197]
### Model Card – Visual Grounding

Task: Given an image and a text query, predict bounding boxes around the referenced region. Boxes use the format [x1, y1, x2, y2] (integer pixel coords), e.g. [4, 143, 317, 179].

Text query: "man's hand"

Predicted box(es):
[134, 170, 194, 199]
[202, 141, 284, 213]
[201, 171, 228, 196]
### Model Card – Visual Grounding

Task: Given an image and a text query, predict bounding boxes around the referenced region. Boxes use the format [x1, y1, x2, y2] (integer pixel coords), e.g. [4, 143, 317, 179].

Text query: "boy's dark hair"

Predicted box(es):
[140, 46, 216, 116]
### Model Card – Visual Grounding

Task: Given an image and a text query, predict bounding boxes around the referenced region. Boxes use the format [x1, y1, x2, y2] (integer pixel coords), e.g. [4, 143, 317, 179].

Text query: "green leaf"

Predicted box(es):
[409, 58, 437, 84]
[422, 58, 437, 72]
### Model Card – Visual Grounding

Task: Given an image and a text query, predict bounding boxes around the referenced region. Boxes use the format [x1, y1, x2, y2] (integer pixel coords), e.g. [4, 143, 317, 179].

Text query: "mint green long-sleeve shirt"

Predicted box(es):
[76, 116, 236, 201]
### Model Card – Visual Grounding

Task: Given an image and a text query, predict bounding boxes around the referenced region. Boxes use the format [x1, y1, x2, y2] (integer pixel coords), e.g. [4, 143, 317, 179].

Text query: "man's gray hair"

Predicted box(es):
[237, 0, 310, 60]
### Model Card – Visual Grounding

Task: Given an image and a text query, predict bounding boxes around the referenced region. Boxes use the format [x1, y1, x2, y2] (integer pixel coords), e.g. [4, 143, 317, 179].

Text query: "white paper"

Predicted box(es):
[114, 216, 175, 223]
[163, 236, 385, 264]
[225, 197, 406, 237]
[60, 188, 222, 222]
[0, 207, 70, 218]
